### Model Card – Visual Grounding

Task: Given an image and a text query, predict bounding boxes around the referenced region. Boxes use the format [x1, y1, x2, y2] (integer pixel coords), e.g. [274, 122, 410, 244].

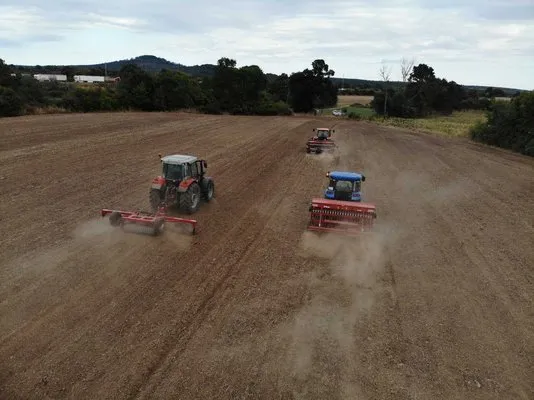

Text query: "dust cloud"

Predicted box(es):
[3, 216, 192, 288]
[288, 223, 397, 398]
[73, 217, 192, 250]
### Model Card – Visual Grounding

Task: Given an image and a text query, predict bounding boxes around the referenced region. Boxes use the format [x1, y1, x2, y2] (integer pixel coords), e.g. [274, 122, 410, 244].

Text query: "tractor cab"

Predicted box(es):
[313, 128, 334, 140]
[160, 154, 207, 183]
[324, 171, 365, 202]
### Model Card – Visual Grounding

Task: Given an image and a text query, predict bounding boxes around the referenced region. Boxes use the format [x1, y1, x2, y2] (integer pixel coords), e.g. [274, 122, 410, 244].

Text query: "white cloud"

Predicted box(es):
[0, 0, 533, 88]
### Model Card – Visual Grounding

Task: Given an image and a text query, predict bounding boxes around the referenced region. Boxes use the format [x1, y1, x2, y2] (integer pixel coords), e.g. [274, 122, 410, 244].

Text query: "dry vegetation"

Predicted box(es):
[374, 110, 488, 137]
[337, 95, 374, 107]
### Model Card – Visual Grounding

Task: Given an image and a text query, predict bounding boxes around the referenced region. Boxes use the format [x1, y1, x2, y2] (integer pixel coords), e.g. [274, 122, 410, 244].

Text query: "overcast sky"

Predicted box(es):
[0, 0, 533, 89]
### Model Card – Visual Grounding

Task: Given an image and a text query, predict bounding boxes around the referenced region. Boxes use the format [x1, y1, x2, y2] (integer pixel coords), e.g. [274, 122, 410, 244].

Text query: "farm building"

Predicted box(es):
[74, 75, 106, 83]
[33, 74, 67, 82]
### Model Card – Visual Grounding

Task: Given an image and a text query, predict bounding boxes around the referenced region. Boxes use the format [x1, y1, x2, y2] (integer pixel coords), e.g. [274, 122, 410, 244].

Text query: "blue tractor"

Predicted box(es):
[308, 170, 376, 234]
[324, 171, 366, 202]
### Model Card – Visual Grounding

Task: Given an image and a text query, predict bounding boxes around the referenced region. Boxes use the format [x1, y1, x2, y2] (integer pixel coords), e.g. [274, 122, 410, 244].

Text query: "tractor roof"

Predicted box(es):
[317, 127, 330, 130]
[160, 154, 197, 165]
[329, 171, 365, 181]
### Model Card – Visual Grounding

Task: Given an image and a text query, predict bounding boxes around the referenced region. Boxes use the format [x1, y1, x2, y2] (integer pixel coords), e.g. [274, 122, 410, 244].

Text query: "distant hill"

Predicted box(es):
[10, 55, 278, 80]
[76, 55, 218, 77]
[10, 55, 525, 95]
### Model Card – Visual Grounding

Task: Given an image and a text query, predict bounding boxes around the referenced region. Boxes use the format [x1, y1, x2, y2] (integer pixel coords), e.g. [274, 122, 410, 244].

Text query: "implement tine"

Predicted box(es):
[101, 207, 197, 235]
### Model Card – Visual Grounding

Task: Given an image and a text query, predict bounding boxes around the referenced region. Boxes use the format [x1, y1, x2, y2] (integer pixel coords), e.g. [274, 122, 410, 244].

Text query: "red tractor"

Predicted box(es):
[149, 154, 215, 214]
[306, 127, 336, 154]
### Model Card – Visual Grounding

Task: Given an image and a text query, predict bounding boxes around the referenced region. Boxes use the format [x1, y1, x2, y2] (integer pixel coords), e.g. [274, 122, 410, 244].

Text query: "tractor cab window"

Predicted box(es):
[353, 180, 361, 192]
[317, 130, 329, 139]
[190, 162, 198, 177]
[182, 163, 190, 178]
[163, 163, 183, 180]
[333, 179, 353, 192]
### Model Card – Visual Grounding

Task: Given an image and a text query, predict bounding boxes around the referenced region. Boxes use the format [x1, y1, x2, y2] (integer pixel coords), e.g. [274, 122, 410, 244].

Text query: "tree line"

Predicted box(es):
[470, 91, 534, 156]
[0, 57, 337, 117]
[368, 60, 533, 156]
[370, 63, 511, 117]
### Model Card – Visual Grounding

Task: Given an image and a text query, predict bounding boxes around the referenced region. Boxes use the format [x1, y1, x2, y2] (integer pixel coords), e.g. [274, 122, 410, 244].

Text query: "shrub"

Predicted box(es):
[253, 101, 292, 116]
[469, 92, 534, 156]
[348, 112, 361, 120]
[0, 87, 24, 117]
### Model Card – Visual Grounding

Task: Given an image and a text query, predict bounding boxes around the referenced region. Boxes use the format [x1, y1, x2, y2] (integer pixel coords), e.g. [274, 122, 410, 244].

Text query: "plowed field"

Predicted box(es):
[1, 112, 533, 399]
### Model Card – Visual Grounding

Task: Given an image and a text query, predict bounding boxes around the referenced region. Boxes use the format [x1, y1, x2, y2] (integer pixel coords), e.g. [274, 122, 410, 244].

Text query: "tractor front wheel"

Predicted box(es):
[203, 180, 215, 202]
[181, 182, 201, 214]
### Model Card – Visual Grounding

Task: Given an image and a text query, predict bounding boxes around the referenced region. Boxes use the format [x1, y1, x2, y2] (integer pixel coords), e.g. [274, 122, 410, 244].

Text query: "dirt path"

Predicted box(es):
[0, 113, 532, 399]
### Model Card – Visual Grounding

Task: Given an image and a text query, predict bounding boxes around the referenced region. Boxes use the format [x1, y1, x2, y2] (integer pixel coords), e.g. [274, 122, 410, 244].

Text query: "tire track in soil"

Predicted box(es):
[0, 113, 318, 400]
[1, 114, 533, 400]
[361, 122, 533, 399]
[136, 128, 332, 399]
[131, 126, 314, 398]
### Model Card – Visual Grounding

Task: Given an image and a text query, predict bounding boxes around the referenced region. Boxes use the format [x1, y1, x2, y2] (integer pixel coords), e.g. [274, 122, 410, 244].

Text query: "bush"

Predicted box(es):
[348, 112, 361, 120]
[469, 92, 534, 156]
[62, 86, 119, 112]
[0, 86, 24, 117]
[199, 101, 222, 115]
[253, 101, 292, 116]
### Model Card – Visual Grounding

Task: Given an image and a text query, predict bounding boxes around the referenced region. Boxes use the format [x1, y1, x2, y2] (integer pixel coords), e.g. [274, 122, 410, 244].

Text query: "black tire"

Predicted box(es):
[149, 189, 163, 212]
[181, 182, 201, 214]
[109, 211, 123, 227]
[202, 180, 214, 202]
[153, 219, 165, 235]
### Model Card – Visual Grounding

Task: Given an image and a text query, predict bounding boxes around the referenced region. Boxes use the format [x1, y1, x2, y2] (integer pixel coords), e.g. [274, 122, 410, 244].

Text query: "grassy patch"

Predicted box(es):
[346, 106, 375, 117]
[373, 110, 487, 137]
[322, 98, 486, 138]
[337, 95, 373, 106]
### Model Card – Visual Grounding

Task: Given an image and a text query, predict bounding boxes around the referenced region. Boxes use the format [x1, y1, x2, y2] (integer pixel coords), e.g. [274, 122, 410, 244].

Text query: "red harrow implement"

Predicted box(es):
[306, 138, 336, 153]
[100, 204, 197, 236]
[308, 198, 376, 235]
[306, 128, 336, 154]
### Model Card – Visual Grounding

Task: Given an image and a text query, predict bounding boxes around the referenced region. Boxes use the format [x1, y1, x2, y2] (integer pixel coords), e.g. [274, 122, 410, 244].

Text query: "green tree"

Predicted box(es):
[117, 64, 155, 111]
[267, 73, 289, 102]
[470, 91, 534, 156]
[210, 57, 269, 114]
[61, 66, 75, 82]
[153, 69, 205, 110]
[288, 59, 337, 112]
[0, 58, 14, 87]
[0, 86, 24, 116]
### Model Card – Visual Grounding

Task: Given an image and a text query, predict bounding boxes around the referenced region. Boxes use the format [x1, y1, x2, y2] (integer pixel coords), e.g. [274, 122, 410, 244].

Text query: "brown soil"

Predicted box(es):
[0, 112, 533, 400]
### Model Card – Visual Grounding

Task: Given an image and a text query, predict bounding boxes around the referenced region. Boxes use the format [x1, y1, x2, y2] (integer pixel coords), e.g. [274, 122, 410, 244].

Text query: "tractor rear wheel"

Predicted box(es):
[149, 189, 162, 212]
[181, 182, 201, 214]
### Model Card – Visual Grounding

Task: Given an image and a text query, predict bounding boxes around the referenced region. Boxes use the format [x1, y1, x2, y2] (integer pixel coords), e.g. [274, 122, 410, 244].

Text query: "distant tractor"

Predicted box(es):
[306, 127, 336, 154]
[307, 170, 376, 234]
[149, 154, 215, 214]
